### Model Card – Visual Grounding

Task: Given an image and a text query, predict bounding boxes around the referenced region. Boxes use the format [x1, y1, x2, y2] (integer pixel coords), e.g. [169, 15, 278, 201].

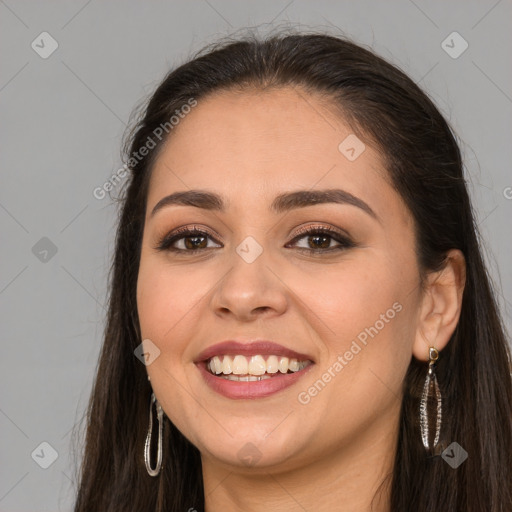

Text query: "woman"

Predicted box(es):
[72, 30, 512, 511]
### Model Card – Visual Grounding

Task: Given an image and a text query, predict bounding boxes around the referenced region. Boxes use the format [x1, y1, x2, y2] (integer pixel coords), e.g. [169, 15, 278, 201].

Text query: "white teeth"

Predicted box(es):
[248, 355, 266, 375]
[265, 355, 279, 374]
[288, 358, 300, 372]
[213, 357, 223, 374]
[207, 355, 312, 376]
[278, 357, 289, 373]
[221, 356, 232, 375]
[232, 355, 248, 375]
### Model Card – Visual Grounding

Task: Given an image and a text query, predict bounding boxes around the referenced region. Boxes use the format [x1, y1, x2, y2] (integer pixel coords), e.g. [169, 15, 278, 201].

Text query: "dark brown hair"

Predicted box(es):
[72, 29, 512, 511]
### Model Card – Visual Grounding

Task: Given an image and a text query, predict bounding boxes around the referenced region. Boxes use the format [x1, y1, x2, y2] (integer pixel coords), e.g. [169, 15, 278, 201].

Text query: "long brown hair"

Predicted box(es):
[72, 29, 512, 511]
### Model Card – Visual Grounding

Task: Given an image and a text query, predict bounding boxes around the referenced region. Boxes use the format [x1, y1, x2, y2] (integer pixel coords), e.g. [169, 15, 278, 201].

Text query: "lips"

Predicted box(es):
[196, 357, 315, 399]
[194, 340, 316, 399]
[194, 340, 315, 363]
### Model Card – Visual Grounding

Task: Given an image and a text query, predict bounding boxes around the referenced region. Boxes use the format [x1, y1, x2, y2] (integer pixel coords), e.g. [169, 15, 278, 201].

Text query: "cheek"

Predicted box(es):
[136, 258, 204, 421]
[137, 260, 196, 341]
[298, 253, 416, 399]
[136, 254, 220, 371]
[296, 254, 405, 341]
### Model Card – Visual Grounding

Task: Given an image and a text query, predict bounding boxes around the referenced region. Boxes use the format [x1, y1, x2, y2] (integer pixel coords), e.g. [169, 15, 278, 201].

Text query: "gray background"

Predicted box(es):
[1, 1, 511, 510]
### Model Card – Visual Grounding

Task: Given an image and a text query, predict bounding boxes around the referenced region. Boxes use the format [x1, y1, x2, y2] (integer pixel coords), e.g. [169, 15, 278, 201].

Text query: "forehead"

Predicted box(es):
[147, 87, 403, 222]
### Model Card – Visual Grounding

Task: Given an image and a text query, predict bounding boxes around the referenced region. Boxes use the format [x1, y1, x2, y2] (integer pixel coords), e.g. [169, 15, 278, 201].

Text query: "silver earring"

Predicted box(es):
[144, 392, 163, 476]
[419, 347, 442, 452]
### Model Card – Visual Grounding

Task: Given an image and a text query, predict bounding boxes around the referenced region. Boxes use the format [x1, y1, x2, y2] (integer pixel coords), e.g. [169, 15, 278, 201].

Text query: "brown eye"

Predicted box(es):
[287, 226, 355, 254]
[156, 228, 221, 252]
[155, 225, 355, 255]
[182, 234, 208, 250]
[303, 233, 332, 250]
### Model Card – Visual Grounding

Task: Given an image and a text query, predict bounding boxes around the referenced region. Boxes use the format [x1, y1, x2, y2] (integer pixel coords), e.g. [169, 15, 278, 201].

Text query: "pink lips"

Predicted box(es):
[194, 340, 315, 400]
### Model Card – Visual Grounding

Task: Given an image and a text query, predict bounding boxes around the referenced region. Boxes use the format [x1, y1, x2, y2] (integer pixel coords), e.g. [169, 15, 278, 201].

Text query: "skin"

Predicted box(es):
[136, 87, 466, 511]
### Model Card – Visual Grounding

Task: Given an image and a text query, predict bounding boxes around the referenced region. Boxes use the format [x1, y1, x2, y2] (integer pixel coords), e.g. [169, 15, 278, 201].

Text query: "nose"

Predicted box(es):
[209, 246, 288, 322]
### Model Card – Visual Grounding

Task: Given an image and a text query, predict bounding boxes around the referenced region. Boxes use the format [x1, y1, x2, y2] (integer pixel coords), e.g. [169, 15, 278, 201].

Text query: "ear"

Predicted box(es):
[412, 249, 466, 362]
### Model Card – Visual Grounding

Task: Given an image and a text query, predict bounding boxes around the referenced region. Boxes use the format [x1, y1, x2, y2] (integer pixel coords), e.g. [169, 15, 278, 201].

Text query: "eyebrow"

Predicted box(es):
[150, 188, 378, 220]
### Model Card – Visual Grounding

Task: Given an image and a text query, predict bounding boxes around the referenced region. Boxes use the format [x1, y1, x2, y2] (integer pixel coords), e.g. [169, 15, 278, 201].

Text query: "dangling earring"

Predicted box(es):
[419, 347, 442, 452]
[144, 392, 163, 476]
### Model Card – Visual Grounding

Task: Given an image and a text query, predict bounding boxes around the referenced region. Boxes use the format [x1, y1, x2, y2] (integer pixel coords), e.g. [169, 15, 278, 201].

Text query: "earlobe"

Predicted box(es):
[412, 249, 466, 362]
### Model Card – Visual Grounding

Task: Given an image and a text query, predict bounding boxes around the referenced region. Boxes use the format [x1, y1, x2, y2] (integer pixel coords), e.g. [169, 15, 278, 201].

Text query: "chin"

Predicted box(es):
[199, 430, 304, 469]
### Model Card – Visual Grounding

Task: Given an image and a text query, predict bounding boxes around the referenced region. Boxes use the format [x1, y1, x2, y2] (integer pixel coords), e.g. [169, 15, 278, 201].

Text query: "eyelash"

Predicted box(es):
[154, 224, 356, 256]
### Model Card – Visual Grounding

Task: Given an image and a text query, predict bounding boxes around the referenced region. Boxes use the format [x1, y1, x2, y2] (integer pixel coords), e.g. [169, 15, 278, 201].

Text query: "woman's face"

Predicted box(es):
[137, 87, 423, 472]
